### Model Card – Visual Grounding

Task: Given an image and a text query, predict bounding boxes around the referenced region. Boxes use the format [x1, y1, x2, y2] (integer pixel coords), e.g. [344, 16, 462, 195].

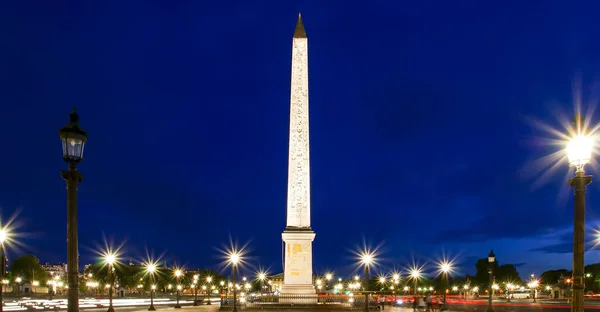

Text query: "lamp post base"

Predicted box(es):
[207, 298, 212, 305]
[486, 308, 494, 312]
[147, 305, 156, 311]
[174, 305, 182, 309]
[193, 300, 198, 306]
[107, 306, 115, 312]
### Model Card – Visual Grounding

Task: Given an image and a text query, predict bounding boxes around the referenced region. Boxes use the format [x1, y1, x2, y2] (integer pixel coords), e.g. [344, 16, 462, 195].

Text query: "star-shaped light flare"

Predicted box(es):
[523, 89, 600, 192]
[0, 209, 29, 254]
[350, 239, 383, 269]
[216, 235, 251, 270]
[434, 254, 459, 277]
[91, 235, 126, 269]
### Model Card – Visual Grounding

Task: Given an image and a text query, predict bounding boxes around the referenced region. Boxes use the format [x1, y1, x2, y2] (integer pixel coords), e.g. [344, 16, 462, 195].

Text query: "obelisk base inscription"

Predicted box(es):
[281, 229, 316, 297]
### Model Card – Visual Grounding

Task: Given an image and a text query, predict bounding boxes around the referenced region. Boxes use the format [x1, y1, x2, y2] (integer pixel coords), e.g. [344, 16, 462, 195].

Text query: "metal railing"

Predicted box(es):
[219, 294, 381, 310]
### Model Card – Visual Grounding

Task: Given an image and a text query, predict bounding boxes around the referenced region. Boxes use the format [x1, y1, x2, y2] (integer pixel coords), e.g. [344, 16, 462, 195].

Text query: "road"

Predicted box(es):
[0, 297, 220, 311]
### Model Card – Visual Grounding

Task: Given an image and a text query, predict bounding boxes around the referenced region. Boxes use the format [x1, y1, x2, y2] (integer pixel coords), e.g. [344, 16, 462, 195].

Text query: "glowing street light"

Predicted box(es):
[410, 269, 421, 295]
[438, 261, 453, 310]
[104, 253, 116, 312]
[566, 115, 594, 312]
[257, 271, 267, 295]
[506, 283, 514, 302]
[59, 108, 88, 312]
[487, 250, 496, 312]
[206, 276, 213, 305]
[0, 227, 8, 312]
[358, 251, 376, 312]
[229, 252, 241, 312]
[174, 269, 183, 308]
[146, 263, 157, 311]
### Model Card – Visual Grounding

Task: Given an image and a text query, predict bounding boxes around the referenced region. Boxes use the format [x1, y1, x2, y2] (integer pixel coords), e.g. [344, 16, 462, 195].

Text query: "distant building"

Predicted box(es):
[269, 273, 284, 293]
[42, 263, 67, 277]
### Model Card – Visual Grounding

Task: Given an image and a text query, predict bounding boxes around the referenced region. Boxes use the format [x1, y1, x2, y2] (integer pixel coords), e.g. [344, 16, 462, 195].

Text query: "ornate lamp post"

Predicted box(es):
[440, 262, 451, 311]
[105, 254, 116, 312]
[0, 229, 7, 312]
[146, 264, 157, 311]
[229, 253, 240, 312]
[411, 269, 421, 295]
[193, 275, 199, 306]
[506, 284, 513, 302]
[0, 229, 8, 312]
[174, 269, 182, 309]
[361, 253, 373, 312]
[258, 272, 266, 295]
[487, 250, 495, 312]
[206, 276, 213, 305]
[567, 115, 593, 312]
[59, 108, 87, 312]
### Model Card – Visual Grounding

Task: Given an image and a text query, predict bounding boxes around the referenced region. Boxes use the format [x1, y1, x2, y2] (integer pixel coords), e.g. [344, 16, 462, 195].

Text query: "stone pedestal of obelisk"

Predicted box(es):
[280, 13, 316, 298]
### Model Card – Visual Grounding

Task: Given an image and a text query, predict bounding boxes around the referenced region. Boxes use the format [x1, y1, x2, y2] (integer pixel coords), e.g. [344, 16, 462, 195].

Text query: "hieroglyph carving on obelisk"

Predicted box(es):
[286, 13, 310, 229]
[281, 13, 316, 296]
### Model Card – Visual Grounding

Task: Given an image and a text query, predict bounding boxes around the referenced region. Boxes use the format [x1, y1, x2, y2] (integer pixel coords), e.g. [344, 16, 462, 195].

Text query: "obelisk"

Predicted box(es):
[280, 13, 316, 296]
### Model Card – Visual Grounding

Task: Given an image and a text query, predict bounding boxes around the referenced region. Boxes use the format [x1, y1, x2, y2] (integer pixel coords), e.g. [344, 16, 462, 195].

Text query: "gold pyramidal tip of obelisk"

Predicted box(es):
[294, 12, 307, 38]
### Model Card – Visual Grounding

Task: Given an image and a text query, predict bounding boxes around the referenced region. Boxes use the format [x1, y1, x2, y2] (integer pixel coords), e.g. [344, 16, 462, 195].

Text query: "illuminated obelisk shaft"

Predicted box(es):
[281, 13, 316, 296]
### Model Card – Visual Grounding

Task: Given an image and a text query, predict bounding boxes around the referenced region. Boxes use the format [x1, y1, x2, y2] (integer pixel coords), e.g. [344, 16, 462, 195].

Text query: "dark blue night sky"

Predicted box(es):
[1, 0, 600, 278]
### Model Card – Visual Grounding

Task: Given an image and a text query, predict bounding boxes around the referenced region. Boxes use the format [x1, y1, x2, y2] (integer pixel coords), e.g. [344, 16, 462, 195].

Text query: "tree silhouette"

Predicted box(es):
[8, 254, 47, 285]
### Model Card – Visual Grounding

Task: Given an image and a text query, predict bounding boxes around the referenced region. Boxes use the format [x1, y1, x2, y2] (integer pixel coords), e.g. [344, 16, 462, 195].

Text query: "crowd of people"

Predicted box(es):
[411, 294, 446, 312]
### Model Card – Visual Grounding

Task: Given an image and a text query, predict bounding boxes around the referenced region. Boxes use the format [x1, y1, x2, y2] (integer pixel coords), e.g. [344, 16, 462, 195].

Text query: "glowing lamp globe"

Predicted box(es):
[568, 135, 593, 168]
[147, 264, 156, 273]
[411, 270, 420, 278]
[488, 250, 495, 263]
[230, 253, 240, 265]
[361, 253, 373, 265]
[105, 254, 116, 265]
[59, 108, 88, 164]
[0, 229, 7, 244]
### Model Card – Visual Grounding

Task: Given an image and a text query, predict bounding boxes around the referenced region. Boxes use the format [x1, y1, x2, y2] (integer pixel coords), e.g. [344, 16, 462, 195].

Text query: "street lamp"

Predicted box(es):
[174, 269, 182, 308]
[192, 275, 199, 306]
[410, 269, 421, 295]
[206, 276, 213, 305]
[439, 262, 452, 311]
[360, 253, 373, 312]
[146, 264, 157, 311]
[567, 115, 593, 312]
[506, 284, 514, 302]
[0, 228, 7, 312]
[105, 254, 116, 312]
[59, 108, 87, 312]
[258, 272, 266, 295]
[229, 252, 240, 312]
[487, 250, 495, 312]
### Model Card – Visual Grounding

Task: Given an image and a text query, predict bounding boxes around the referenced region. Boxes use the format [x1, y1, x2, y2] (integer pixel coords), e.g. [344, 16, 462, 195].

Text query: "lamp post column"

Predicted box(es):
[59, 109, 87, 312]
[207, 282, 212, 305]
[364, 264, 369, 312]
[0, 244, 4, 312]
[232, 265, 238, 312]
[570, 171, 591, 312]
[148, 279, 156, 311]
[442, 275, 447, 311]
[107, 264, 114, 312]
[63, 164, 82, 312]
[486, 250, 495, 312]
